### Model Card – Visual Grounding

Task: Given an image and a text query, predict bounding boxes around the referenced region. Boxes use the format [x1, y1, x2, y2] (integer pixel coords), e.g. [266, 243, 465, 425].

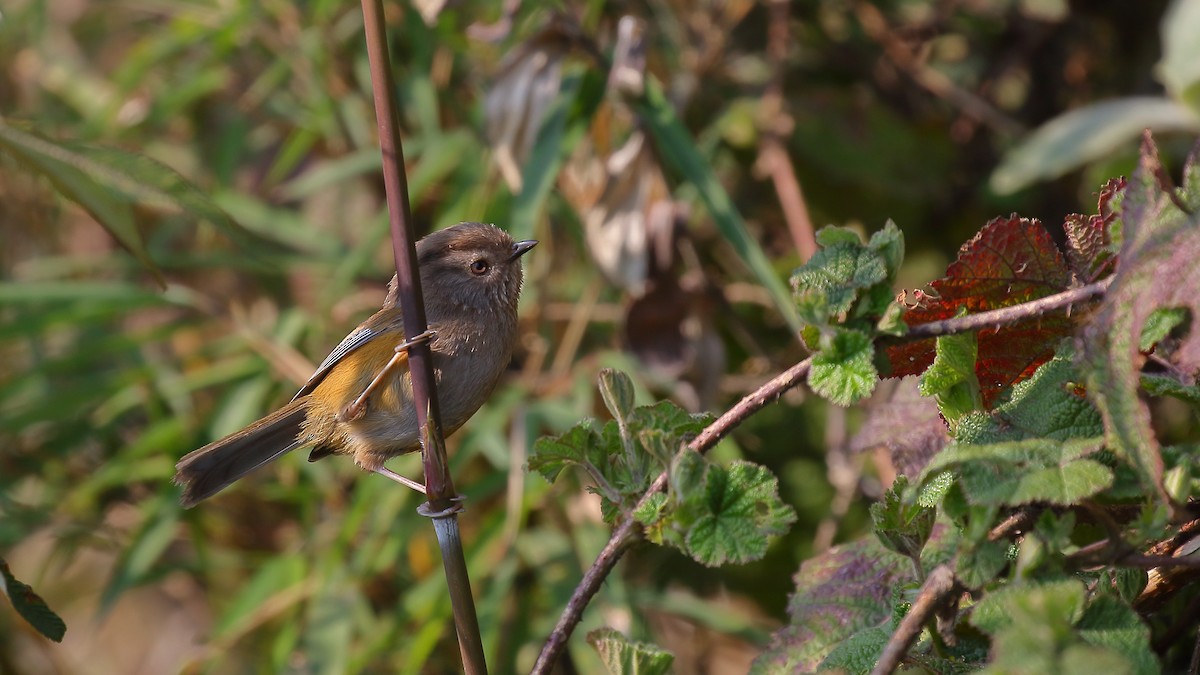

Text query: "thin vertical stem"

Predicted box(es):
[359, 2, 486, 672]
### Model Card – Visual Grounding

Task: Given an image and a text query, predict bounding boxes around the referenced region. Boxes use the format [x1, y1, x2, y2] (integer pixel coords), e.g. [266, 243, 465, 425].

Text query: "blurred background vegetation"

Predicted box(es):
[1, 0, 1196, 673]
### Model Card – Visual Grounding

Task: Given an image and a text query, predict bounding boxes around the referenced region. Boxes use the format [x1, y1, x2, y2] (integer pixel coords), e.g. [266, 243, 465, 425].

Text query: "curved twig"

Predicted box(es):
[531, 357, 816, 673]
[905, 276, 1113, 339]
[870, 565, 960, 675]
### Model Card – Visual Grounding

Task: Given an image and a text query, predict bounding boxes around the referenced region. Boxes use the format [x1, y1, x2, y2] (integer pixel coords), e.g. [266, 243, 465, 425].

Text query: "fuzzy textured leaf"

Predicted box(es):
[683, 461, 797, 566]
[920, 438, 1110, 507]
[808, 329, 878, 406]
[793, 240, 888, 321]
[971, 578, 1087, 634]
[529, 423, 607, 483]
[1077, 595, 1157, 675]
[955, 347, 1103, 445]
[751, 538, 911, 673]
[972, 580, 1155, 675]
[1081, 135, 1200, 501]
[871, 476, 935, 560]
[817, 624, 891, 674]
[919, 332, 982, 424]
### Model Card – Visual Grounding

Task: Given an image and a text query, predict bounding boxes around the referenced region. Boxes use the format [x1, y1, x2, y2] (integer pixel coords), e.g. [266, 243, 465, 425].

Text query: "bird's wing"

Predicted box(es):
[292, 312, 404, 400]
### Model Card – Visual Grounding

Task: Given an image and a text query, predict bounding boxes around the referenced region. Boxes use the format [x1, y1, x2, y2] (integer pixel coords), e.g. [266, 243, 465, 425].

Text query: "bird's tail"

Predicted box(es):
[174, 397, 309, 507]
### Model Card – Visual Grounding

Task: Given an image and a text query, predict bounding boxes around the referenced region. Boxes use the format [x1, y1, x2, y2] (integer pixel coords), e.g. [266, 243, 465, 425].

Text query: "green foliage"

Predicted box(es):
[761, 139, 1199, 675]
[5, 1, 1200, 672]
[793, 223, 904, 406]
[971, 581, 1157, 675]
[587, 628, 675, 675]
[0, 119, 266, 284]
[792, 223, 904, 333]
[919, 332, 982, 428]
[870, 476, 934, 562]
[808, 329, 878, 406]
[532, 370, 796, 567]
[955, 347, 1104, 444]
[919, 438, 1112, 507]
[678, 460, 797, 567]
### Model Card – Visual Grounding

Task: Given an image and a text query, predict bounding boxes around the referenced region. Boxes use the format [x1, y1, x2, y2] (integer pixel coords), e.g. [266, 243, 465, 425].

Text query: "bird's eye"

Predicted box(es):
[469, 258, 490, 275]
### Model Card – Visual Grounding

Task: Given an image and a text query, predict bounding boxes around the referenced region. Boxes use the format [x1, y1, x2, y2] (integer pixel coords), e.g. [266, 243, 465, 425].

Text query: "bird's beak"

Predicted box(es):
[509, 239, 538, 261]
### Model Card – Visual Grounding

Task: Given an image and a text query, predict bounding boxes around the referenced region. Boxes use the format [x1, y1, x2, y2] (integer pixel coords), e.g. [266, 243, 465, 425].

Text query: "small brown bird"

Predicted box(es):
[174, 222, 536, 507]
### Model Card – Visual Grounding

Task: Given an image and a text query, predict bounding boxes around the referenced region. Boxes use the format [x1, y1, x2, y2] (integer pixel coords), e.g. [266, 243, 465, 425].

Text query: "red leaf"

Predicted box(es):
[885, 215, 1075, 407]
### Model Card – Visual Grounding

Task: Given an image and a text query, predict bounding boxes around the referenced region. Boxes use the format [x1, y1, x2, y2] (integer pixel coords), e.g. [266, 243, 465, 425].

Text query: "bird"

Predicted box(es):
[174, 222, 536, 507]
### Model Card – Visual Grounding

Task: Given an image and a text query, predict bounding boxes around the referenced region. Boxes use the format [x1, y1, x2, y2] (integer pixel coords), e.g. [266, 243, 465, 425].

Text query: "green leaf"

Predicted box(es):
[530, 395, 714, 522]
[627, 401, 714, 442]
[817, 624, 891, 674]
[870, 476, 935, 560]
[598, 368, 637, 424]
[633, 78, 801, 332]
[0, 557, 66, 642]
[637, 428, 675, 465]
[1104, 568, 1149, 606]
[972, 581, 1153, 675]
[1056, 646, 1137, 675]
[918, 331, 976, 397]
[528, 423, 607, 484]
[956, 347, 1104, 444]
[875, 300, 907, 337]
[919, 332, 981, 425]
[1005, 459, 1113, 505]
[1140, 374, 1200, 406]
[634, 492, 668, 529]
[867, 220, 905, 281]
[587, 627, 675, 675]
[669, 448, 709, 497]
[1138, 307, 1188, 351]
[970, 578, 1086, 635]
[0, 281, 195, 307]
[792, 243, 889, 320]
[808, 329, 878, 406]
[920, 438, 1111, 507]
[682, 461, 797, 566]
[989, 98, 1200, 194]
[1077, 595, 1158, 675]
[913, 472, 953, 512]
[0, 119, 267, 281]
[815, 225, 865, 247]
